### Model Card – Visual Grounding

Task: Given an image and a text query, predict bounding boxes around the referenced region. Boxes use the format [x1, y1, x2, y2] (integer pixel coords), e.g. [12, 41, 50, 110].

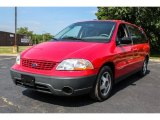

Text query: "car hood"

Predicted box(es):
[21, 41, 108, 62]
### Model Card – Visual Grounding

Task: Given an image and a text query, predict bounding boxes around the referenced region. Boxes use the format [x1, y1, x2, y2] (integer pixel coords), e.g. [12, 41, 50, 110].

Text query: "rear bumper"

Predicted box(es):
[10, 69, 96, 96]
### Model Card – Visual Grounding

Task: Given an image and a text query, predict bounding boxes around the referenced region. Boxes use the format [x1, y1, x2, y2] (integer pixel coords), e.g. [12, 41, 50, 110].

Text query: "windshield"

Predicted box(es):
[53, 21, 116, 42]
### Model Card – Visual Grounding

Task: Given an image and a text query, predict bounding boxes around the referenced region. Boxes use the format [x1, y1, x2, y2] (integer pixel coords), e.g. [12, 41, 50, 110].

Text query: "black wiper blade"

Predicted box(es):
[61, 36, 85, 41]
[50, 37, 58, 41]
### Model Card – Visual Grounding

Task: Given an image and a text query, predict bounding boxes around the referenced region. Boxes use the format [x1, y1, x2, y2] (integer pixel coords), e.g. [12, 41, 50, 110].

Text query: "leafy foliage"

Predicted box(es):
[17, 27, 33, 36]
[32, 33, 53, 44]
[17, 27, 53, 44]
[96, 7, 160, 54]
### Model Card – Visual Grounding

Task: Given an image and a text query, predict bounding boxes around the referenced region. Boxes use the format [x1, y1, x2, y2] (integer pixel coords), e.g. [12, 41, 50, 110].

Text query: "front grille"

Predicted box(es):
[22, 58, 56, 70]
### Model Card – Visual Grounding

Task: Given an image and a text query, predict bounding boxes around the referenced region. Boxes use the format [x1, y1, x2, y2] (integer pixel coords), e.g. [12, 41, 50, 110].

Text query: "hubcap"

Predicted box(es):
[100, 72, 111, 96]
[143, 60, 147, 74]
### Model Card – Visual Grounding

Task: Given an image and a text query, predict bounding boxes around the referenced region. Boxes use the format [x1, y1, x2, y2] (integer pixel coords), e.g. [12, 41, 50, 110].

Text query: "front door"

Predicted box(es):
[114, 24, 134, 79]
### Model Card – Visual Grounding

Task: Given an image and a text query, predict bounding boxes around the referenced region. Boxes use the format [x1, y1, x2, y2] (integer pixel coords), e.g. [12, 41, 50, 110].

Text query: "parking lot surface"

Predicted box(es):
[0, 56, 160, 113]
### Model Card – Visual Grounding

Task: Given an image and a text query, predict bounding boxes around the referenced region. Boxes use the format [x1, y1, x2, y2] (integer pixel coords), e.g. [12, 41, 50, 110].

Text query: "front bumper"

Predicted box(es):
[10, 69, 96, 96]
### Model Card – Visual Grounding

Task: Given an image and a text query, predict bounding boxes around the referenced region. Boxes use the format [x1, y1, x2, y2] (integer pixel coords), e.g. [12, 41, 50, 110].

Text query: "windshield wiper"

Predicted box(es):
[61, 36, 85, 41]
[50, 37, 58, 41]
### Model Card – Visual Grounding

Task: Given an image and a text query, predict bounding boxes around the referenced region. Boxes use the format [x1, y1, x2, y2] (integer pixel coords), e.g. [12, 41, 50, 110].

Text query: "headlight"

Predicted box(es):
[56, 59, 94, 70]
[16, 54, 21, 65]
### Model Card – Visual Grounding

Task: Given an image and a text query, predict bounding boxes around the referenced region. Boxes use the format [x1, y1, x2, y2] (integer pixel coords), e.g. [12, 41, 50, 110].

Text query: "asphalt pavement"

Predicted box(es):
[0, 56, 160, 113]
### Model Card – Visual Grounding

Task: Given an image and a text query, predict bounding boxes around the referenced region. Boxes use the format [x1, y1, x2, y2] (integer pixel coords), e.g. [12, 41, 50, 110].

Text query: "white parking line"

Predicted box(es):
[0, 57, 16, 61]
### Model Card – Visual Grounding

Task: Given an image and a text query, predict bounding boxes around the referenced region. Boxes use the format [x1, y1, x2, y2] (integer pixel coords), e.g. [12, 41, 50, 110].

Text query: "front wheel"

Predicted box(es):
[90, 66, 113, 101]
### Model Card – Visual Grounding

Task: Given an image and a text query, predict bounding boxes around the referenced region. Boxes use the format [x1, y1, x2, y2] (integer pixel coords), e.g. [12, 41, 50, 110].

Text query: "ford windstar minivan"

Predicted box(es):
[10, 20, 150, 101]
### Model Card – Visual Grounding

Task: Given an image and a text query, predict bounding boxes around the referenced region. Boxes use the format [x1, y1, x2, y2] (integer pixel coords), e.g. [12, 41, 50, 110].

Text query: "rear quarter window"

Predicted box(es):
[127, 25, 148, 44]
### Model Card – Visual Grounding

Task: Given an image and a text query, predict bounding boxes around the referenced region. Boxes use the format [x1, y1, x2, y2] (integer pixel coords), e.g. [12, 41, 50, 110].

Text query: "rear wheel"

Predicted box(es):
[139, 58, 148, 76]
[90, 66, 113, 101]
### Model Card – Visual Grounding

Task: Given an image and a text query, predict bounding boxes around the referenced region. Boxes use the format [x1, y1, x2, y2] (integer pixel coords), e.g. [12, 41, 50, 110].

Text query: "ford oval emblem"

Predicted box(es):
[31, 63, 38, 68]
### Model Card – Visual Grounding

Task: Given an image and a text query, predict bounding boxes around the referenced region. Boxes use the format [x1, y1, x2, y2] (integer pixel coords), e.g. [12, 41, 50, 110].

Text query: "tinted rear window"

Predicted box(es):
[127, 25, 148, 44]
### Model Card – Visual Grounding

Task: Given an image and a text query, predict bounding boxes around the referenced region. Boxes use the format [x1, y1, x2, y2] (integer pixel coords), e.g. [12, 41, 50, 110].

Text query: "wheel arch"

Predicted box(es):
[100, 61, 115, 82]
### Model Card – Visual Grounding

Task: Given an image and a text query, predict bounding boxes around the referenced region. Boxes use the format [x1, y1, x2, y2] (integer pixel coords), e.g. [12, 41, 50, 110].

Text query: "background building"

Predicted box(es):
[0, 31, 31, 46]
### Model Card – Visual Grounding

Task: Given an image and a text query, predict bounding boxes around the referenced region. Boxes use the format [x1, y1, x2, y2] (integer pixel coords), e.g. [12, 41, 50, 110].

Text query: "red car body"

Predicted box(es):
[10, 20, 150, 101]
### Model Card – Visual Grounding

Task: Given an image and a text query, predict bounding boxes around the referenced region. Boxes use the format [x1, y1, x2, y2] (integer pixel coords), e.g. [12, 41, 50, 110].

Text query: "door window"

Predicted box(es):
[116, 24, 129, 45]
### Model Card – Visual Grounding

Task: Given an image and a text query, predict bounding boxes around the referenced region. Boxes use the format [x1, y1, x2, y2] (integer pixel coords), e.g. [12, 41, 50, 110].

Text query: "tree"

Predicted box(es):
[32, 33, 53, 44]
[17, 27, 53, 44]
[17, 27, 33, 36]
[96, 7, 160, 54]
[17, 27, 33, 45]
[43, 33, 53, 42]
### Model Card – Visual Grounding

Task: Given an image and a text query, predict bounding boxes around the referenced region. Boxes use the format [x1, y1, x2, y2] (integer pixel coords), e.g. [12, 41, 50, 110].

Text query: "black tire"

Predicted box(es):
[139, 58, 148, 77]
[90, 66, 113, 102]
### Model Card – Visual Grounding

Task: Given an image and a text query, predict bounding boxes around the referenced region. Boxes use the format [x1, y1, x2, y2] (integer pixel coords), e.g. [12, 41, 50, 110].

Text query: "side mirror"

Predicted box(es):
[119, 37, 132, 44]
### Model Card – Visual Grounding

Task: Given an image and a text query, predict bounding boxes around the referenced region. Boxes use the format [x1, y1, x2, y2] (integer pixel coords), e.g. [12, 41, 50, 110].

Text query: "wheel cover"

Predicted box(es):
[100, 71, 111, 96]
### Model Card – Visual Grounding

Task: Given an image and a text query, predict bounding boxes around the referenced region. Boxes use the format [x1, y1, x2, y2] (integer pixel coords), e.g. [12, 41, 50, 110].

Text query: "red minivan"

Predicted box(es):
[10, 20, 150, 101]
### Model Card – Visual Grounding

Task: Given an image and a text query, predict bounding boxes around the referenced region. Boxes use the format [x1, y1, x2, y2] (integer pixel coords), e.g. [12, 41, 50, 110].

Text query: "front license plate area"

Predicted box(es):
[21, 74, 35, 87]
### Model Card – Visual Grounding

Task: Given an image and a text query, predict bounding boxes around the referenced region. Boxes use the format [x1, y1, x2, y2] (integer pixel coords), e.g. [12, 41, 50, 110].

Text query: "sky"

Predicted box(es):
[0, 7, 97, 35]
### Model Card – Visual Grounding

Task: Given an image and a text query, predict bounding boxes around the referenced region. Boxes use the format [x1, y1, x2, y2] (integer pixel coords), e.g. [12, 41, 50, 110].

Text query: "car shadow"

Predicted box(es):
[22, 70, 150, 107]
[110, 70, 150, 98]
[22, 90, 95, 107]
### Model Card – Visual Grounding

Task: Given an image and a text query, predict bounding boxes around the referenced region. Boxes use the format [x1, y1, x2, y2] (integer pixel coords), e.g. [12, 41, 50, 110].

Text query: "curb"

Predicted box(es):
[149, 59, 160, 62]
[0, 54, 17, 56]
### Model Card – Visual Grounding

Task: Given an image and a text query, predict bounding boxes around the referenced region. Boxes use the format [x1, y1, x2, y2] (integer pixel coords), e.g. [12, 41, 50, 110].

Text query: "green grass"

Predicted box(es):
[150, 53, 160, 59]
[150, 57, 160, 60]
[150, 54, 160, 57]
[0, 46, 31, 54]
